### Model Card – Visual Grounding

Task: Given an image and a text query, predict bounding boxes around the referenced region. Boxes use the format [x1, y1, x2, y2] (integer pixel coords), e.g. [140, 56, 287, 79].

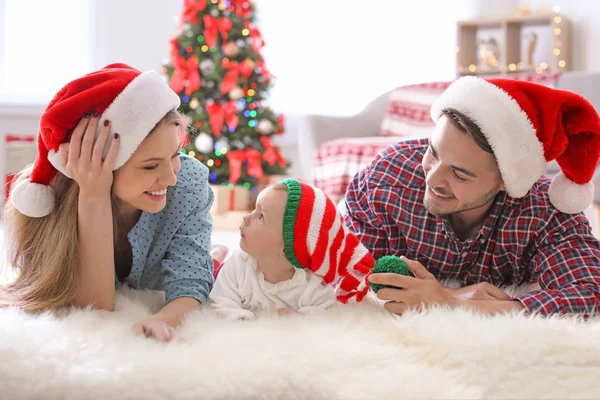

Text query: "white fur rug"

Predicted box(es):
[1, 286, 600, 400]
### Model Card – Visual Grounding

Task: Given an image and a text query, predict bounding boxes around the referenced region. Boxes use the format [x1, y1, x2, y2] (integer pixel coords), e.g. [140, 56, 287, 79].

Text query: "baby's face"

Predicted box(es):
[239, 186, 287, 259]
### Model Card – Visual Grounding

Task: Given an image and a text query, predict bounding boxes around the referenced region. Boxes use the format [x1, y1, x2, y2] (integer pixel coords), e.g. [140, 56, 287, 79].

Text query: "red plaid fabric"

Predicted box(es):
[345, 139, 600, 316]
[312, 72, 560, 201]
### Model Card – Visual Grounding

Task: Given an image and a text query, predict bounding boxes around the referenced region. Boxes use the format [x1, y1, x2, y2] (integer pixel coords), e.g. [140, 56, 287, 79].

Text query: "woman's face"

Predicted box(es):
[113, 121, 182, 216]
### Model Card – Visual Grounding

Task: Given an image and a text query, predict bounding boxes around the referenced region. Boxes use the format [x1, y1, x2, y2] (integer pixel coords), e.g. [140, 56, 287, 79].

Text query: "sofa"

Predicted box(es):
[297, 71, 600, 222]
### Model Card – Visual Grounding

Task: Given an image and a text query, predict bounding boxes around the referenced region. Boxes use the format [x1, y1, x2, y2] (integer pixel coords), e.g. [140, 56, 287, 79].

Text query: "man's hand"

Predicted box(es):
[445, 282, 511, 301]
[369, 256, 457, 315]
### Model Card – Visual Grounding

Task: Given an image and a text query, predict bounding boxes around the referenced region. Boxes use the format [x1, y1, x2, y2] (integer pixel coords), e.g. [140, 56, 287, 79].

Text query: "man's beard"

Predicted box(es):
[424, 183, 502, 216]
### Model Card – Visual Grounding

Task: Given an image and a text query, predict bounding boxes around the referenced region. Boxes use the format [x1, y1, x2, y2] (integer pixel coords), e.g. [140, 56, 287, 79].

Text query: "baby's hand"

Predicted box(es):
[277, 308, 299, 317]
[132, 316, 176, 342]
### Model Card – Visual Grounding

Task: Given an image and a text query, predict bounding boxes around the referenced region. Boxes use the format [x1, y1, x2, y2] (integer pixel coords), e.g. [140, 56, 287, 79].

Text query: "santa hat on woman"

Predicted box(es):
[430, 76, 600, 214]
[10, 63, 181, 218]
[279, 178, 375, 303]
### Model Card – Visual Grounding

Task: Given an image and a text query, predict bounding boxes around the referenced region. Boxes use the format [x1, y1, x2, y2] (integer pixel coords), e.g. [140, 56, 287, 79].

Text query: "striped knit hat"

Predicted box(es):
[280, 178, 374, 303]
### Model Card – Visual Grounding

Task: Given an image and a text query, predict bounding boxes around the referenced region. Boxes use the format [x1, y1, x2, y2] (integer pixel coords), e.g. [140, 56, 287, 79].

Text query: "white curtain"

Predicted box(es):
[1, 0, 93, 104]
[256, 0, 489, 116]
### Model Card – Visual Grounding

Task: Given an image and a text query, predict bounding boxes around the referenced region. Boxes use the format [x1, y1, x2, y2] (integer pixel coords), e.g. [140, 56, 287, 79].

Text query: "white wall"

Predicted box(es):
[91, 0, 181, 73]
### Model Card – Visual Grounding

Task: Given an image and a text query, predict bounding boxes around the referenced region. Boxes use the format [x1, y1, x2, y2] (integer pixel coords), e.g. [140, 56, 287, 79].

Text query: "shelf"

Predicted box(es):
[456, 13, 570, 78]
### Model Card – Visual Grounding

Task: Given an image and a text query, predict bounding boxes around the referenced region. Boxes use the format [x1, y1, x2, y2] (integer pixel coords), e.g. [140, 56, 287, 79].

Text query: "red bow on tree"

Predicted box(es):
[231, 0, 252, 18]
[276, 114, 285, 134]
[203, 15, 233, 48]
[260, 136, 286, 167]
[206, 100, 240, 136]
[226, 148, 264, 184]
[169, 39, 201, 96]
[254, 60, 271, 82]
[221, 60, 254, 94]
[244, 21, 265, 53]
[182, 0, 206, 25]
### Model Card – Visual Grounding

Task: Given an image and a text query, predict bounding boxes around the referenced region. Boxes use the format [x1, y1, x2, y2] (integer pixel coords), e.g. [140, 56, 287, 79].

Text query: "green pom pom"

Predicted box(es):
[369, 256, 410, 293]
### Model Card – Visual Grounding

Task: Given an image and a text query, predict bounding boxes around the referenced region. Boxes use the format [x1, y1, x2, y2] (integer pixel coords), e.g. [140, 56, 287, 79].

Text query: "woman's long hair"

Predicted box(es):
[0, 109, 186, 312]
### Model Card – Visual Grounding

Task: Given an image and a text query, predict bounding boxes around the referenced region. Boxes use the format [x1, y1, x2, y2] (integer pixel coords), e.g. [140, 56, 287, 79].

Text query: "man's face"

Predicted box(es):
[421, 115, 504, 216]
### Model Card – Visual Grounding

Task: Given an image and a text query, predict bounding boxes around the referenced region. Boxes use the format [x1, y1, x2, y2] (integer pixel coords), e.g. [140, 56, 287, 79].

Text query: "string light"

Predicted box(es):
[509, 63, 517, 71]
[243, 183, 251, 189]
[197, 35, 204, 42]
[250, 110, 257, 117]
[201, 45, 209, 52]
[181, 149, 188, 154]
[468, 64, 477, 72]
[189, 151, 196, 157]
[227, 183, 234, 188]
[242, 29, 250, 36]
[540, 62, 548, 70]
[248, 120, 257, 127]
[215, 149, 222, 156]
[207, 159, 214, 167]
[553, 5, 560, 13]
[215, 160, 221, 166]
[228, 126, 235, 132]
[195, 121, 202, 127]
[246, 97, 253, 102]
[247, 89, 255, 96]
[210, 172, 217, 182]
[554, 28, 561, 35]
[553, 48, 561, 56]
[456, 46, 460, 53]
[220, 147, 228, 154]
[559, 60, 567, 68]
[182, 96, 190, 102]
[187, 46, 193, 53]
[554, 16, 562, 23]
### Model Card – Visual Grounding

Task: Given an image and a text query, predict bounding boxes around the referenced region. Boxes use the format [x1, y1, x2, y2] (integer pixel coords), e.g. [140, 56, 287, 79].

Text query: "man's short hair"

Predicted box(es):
[441, 108, 493, 155]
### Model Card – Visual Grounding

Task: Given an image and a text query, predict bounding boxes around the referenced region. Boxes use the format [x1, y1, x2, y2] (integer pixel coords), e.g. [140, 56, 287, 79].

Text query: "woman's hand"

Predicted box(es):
[60, 112, 119, 198]
[133, 316, 177, 342]
[277, 308, 299, 317]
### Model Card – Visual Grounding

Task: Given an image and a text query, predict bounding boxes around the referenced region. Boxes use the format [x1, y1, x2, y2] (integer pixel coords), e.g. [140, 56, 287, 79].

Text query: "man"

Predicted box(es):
[345, 76, 600, 316]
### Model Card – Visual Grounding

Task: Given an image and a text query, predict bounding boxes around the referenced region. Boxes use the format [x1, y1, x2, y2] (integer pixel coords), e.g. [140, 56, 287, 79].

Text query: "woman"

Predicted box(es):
[1, 63, 222, 341]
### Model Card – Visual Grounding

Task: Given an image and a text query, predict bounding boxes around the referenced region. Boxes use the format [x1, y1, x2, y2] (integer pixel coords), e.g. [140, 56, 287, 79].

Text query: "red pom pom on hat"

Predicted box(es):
[431, 76, 600, 213]
[10, 63, 180, 217]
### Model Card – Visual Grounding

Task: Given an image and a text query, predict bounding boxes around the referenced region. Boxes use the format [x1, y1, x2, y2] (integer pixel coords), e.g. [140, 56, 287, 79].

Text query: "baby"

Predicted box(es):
[208, 178, 374, 320]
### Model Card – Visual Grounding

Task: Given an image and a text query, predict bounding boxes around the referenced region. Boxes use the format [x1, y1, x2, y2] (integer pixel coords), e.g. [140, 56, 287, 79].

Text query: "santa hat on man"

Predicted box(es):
[279, 178, 375, 303]
[10, 63, 180, 218]
[430, 76, 600, 214]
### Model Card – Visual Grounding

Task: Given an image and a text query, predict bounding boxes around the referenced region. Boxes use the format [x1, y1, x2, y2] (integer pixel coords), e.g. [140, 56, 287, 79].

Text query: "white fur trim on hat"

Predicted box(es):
[548, 172, 594, 214]
[47, 71, 180, 174]
[430, 76, 546, 198]
[10, 179, 56, 218]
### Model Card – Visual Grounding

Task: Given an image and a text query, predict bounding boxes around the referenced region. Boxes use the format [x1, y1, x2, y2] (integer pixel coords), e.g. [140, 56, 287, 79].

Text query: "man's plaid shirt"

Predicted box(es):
[344, 139, 600, 315]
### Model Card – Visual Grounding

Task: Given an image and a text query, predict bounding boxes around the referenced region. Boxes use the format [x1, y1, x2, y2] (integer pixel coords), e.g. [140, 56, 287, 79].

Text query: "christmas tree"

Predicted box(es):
[162, 0, 287, 189]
